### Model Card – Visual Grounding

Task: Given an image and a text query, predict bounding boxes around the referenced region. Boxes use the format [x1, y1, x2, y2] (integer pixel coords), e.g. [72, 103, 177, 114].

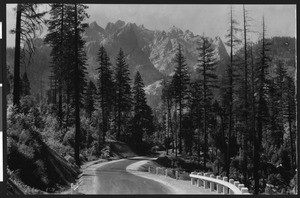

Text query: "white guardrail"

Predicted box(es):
[189, 172, 251, 194]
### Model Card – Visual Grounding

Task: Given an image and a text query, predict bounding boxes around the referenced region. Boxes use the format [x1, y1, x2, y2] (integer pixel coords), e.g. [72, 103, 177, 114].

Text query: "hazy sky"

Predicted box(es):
[6, 4, 296, 47]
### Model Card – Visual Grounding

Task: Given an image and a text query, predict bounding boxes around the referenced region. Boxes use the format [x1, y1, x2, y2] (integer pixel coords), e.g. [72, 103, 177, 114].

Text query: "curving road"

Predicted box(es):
[94, 158, 172, 194]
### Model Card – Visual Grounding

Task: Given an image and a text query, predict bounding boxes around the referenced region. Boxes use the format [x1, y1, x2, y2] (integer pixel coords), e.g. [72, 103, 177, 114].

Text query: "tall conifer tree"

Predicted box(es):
[171, 44, 190, 154]
[253, 16, 271, 194]
[84, 81, 97, 119]
[114, 48, 132, 141]
[197, 36, 218, 170]
[45, 3, 67, 124]
[224, 5, 241, 177]
[97, 46, 114, 144]
[12, 4, 45, 107]
[131, 71, 154, 150]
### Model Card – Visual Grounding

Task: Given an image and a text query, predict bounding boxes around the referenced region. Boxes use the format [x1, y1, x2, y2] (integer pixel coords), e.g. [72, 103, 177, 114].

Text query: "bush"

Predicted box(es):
[65, 155, 76, 165]
[81, 116, 98, 148]
[63, 129, 75, 147]
[42, 114, 62, 141]
[178, 171, 190, 181]
[156, 156, 172, 167]
[100, 145, 111, 159]
[46, 138, 73, 157]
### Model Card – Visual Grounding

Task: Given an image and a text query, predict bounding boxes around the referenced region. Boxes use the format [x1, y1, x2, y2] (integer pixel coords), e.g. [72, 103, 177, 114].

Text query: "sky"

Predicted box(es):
[6, 4, 296, 47]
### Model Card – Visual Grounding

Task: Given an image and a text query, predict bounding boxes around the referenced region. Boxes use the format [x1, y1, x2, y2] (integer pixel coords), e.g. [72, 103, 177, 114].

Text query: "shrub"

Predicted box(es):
[179, 171, 190, 181]
[156, 156, 172, 167]
[46, 138, 73, 157]
[100, 145, 111, 159]
[63, 129, 75, 147]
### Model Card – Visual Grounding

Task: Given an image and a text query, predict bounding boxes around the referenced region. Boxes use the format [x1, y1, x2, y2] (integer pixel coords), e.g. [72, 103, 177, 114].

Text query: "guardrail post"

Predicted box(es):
[210, 174, 215, 192]
[175, 171, 179, 180]
[238, 184, 245, 191]
[222, 177, 228, 194]
[229, 179, 234, 194]
[148, 166, 151, 173]
[241, 187, 249, 194]
[165, 168, 168, 177]
[216, 176, 222, 193]
[197, 173, 203, 187]
[191, 172, 195, 185]
[234, 181, 240, 188]
[204, 173, 209, 189]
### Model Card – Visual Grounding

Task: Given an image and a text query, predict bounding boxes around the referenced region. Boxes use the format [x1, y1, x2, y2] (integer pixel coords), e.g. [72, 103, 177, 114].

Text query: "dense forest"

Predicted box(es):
[6, 3, 297, 195]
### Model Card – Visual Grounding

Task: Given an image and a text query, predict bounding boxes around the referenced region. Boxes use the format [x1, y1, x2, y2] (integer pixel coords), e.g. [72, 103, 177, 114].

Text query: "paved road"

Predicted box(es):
[94, 158, 172, 194]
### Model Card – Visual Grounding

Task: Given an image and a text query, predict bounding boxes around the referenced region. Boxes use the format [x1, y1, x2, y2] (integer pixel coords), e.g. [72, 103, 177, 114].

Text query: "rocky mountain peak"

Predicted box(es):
[167, 25, 184, 38]
[115, 19, 126, 27]
[183, 29, 195, 40]
[84, 21, 105, 41]
[105, 20, 126, 34]
[89, 21, 101, 29]
[124, 22, 138, 31]
[184, 29, 194, 37]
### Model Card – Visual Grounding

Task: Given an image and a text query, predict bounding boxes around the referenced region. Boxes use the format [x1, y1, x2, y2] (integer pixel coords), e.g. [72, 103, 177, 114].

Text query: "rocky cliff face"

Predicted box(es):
[84, 20, 229, 83]
[83, 20, 230, 108]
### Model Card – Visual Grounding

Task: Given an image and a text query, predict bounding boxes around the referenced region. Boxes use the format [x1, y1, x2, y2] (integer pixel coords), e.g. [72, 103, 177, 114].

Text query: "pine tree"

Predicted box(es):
[267, 60, 286, 148]
[189, 80, 203, 161]
[114, 48, 132, 141]
[97, 46, 114, 144]
[12, 4, 45, 107]
[197, 35, 218, 170]
[224, 5, 241, 177]
[284, 75, 296, 169]
[241, 4, 251, 185]
[84, 81, 97, 119]
[253, 16, 271, 194]
[171, 44, 190, 154]
[70, 3, 89, 166]
[45, 3, 67, 125]
[161, 77, 174, 155]
[131, 71, 154, 150]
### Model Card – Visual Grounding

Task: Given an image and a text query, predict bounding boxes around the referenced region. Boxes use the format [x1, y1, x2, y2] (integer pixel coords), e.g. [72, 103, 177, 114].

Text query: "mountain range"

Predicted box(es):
[6, 20, 295, 109]
[83, 20, 229, 83]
